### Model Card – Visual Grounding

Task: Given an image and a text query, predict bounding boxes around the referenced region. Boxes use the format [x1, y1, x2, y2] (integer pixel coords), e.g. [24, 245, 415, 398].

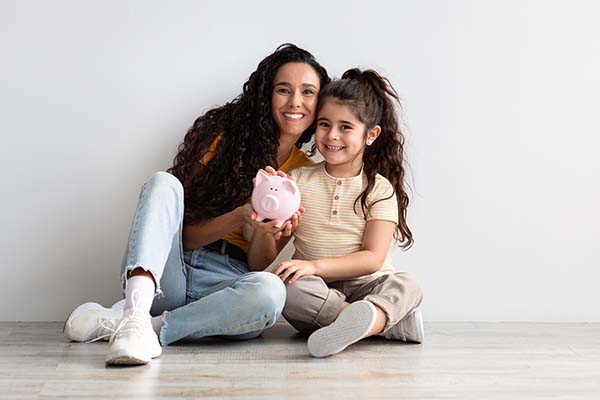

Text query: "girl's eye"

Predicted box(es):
[318, 122, 330, 128]
[341, 125, 352, 131]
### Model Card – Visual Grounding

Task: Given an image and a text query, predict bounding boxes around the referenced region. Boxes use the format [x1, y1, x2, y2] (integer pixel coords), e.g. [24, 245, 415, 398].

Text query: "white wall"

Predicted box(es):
[1, 0, 598, 321]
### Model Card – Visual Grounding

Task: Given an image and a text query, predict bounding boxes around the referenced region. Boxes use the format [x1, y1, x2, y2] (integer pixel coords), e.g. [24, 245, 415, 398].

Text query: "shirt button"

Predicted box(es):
[337, 181, 342, 185]
[332, 210, 338, 215]
[334, 195, 339, 200]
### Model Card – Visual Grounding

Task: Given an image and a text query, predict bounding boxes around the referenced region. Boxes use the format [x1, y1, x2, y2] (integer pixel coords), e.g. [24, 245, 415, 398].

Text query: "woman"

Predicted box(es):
[63, 43, 330, 365]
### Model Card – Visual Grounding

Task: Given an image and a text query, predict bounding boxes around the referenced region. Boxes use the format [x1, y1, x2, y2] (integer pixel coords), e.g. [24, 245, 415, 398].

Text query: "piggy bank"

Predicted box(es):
[251, 170, 301, 228]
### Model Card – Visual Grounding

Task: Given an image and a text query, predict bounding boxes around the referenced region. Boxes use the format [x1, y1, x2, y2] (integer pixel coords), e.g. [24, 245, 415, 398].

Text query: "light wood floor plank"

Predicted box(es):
[1, 322, 599, 399]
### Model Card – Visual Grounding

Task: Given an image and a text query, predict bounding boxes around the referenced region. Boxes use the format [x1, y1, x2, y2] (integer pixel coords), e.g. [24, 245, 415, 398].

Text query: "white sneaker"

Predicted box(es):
[380, 308, 424, 343]
[110, 299, 126, 311]
[105, 307, 162, 365]
[63, 302, 122, 342]
[307, 300, 377, 358]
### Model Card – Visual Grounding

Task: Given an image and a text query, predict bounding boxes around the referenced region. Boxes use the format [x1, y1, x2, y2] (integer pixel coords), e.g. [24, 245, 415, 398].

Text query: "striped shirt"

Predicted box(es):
[289, 162, 398, 278]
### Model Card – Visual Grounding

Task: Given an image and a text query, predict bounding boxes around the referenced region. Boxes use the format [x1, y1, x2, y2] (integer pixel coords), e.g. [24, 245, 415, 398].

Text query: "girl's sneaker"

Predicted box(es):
[63, 302, 123, 342]
[307, 300, 377, 358]
[379, 308, 424, 343]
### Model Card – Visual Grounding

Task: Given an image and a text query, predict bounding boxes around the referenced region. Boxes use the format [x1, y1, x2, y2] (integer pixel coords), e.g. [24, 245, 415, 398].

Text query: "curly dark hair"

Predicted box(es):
[168, 44, 329, 225]
[318, 69, 414, 249]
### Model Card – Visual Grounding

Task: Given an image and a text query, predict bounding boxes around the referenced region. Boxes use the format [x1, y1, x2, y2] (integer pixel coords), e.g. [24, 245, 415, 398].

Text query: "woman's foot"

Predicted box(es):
[63, 302, 123, 342]
[307, 300, 377, 358]
[105, 307, 162, 365]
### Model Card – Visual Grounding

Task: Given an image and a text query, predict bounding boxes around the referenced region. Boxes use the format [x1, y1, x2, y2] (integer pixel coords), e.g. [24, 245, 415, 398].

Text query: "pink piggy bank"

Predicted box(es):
[251, 170, 301, 228]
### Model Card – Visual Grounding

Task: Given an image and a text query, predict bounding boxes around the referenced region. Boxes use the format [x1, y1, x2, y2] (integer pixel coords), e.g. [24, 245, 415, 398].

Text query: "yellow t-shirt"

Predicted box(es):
[197, 137, 314, 253]
[289, 162, 398, 278]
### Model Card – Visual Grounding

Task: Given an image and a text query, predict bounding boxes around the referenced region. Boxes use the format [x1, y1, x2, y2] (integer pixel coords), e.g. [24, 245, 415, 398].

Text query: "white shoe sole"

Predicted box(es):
[106, 346, 162, 366]
[307, 300, 376, 358]
[106, 352, 162, 365]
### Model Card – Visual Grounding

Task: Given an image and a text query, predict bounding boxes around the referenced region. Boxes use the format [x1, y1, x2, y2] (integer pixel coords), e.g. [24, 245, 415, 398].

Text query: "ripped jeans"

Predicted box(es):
[119, 171, 285, 346]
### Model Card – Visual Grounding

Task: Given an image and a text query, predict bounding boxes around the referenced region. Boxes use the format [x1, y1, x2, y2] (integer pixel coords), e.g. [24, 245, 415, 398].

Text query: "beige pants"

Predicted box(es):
[283, 273, 423, 335]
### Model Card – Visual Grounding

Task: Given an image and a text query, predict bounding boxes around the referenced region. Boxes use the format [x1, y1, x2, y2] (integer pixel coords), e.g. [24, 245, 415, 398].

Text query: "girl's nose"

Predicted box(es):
[328, 128, 340, 140]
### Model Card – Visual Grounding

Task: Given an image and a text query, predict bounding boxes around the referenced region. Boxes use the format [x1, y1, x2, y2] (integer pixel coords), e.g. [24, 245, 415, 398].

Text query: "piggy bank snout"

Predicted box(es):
[260, 194, 280, 211]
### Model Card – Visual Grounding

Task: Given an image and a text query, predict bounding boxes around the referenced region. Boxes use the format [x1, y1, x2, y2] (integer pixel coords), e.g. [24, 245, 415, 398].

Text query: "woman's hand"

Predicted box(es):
[263, 165, 288, 178]
[243, 165, 288, 225]
[250, 216, 290, 240]
[236, 202, 255, 226]
[251, 165, 303, 239]
[273, 259, 318, 284]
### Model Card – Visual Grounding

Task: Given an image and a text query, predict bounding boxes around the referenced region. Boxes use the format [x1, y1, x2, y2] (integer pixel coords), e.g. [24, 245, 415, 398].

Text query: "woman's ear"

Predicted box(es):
[366, 125, 381, 146]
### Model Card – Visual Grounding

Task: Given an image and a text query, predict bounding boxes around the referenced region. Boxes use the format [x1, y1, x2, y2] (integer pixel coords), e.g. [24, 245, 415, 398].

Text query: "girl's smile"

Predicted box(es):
[315, 101, 378, 177]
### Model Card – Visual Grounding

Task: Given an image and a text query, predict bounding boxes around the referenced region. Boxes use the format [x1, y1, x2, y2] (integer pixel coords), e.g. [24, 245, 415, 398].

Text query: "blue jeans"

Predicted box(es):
[119, 171, 286, 346]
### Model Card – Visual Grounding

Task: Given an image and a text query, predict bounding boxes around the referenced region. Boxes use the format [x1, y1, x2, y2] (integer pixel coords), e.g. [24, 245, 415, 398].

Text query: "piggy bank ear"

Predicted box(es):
[281, 179, 298, 195]
[255, 170, 270, 187]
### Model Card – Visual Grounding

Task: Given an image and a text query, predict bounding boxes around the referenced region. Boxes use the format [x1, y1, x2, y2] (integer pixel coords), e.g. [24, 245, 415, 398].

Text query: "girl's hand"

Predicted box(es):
[280, 206, 304, 237]
[273, 259, 318, 284]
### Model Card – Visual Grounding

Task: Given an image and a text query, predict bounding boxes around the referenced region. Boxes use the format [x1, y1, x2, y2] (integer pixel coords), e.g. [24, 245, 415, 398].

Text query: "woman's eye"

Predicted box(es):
[277, 88, 290, 94]
[303, 90, 315, 96]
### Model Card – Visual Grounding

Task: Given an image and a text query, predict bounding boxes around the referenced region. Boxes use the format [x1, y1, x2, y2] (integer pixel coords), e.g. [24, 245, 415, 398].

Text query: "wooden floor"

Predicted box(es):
[1, 321, 599, 399]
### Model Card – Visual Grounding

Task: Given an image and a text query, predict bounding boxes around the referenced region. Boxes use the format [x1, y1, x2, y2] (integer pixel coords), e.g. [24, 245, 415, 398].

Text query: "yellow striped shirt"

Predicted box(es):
[289, 162, 398, 278]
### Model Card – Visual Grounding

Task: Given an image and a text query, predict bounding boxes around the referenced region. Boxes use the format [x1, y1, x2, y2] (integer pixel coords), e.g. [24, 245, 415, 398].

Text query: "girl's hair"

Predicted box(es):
[168, 43, 329, 225]
[318, 68, 413, 249]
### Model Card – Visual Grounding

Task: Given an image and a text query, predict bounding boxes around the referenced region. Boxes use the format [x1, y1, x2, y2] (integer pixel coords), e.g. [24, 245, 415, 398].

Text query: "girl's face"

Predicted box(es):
[315, 101, 380, 177]
[271, 62, 320, 140]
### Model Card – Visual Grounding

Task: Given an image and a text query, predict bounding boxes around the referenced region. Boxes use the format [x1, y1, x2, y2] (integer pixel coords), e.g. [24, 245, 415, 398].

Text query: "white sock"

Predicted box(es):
[124, 275, 155, 314]
[151, 314, 165, 336]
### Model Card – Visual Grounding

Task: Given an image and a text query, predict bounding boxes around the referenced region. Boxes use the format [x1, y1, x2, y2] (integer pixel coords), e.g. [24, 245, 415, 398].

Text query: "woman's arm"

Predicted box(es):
[182, 203, 253, 251]
[273, 219, 397, 284]
[247, 229, 279, 271]
[247, 210, 302, 271]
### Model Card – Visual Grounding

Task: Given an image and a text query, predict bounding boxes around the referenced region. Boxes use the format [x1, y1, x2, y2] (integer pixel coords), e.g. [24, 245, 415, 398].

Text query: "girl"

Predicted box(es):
[250, 69, 423, 358]
[63, 44, 329, 365]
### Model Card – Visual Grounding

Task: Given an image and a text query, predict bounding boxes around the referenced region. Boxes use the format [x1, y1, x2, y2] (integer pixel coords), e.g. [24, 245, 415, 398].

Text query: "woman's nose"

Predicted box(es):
[290, 91, 302, 108]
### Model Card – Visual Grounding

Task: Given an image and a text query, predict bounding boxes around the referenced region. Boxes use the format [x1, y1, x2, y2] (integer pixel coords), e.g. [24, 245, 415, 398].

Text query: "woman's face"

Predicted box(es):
[271, 62, 321, 140]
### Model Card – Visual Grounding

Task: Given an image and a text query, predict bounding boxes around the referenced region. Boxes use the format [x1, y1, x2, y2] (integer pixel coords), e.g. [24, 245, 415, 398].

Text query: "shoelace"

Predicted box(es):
[86, 290, 144, 344]
[107, 310, 149, 344]
[85, 318, 119, 343]
[86, 312, 145, 345]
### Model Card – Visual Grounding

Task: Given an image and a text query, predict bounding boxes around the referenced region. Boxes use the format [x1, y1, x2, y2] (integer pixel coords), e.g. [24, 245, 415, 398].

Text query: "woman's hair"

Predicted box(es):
[318, 69, 413, 249]
[168, 44, 329, 225]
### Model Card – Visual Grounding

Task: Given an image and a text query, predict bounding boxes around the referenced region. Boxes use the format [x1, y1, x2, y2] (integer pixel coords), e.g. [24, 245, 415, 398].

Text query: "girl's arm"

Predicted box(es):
[182, 203, 253, 251]
[273, 219, 397, 284]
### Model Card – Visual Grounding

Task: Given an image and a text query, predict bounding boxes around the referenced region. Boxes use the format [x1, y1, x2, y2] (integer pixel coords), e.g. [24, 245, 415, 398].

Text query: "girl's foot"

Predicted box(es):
[379, 308, 424, 343]
[307, 300, 376, 358]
